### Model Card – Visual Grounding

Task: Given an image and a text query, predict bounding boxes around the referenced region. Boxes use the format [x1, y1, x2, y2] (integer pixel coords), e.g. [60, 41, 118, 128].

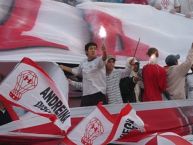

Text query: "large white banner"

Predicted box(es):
[77, 2, 193, 65]
[0, 57, 70, 131]
[0, 0, 192, 66]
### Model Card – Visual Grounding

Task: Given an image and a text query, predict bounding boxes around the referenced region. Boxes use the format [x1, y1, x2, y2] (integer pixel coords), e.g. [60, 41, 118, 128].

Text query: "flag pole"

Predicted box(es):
[133, 38, 140, 57]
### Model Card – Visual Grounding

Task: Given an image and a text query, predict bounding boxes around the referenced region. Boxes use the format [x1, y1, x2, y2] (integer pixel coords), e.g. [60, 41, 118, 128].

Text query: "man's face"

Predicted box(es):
[155, 50, 159, 57]
[132, 63, 139, 72]
[86, 45, 97, 59]
[106, 59, 115, 71]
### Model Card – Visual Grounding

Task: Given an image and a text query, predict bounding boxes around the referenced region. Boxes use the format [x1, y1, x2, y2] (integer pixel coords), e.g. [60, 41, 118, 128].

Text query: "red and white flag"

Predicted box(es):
[63, 103, 116, 145]
[0, 57, 70, 131]
[104, 103, 145, 143]
[1, 1, 193, 65]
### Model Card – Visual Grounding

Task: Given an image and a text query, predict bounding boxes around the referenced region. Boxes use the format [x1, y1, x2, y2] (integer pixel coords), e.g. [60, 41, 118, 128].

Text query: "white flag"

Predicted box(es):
[64, 103, 116, 145]
[0, 57, 70, 131]
[105, 103, 144, 143]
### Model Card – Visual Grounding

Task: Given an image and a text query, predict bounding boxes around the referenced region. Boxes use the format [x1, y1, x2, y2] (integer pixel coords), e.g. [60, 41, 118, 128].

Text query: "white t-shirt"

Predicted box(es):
[186, 73, 193, 99]
[72, 56, 106, 96]
[148, 0, 180, 10]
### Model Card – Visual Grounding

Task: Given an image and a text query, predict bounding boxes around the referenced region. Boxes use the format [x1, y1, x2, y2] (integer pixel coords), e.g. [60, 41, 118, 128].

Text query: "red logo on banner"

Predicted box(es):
[161, 0, 169, 9]
[81, 117, 104, 145]
[9, 70, 38, 101]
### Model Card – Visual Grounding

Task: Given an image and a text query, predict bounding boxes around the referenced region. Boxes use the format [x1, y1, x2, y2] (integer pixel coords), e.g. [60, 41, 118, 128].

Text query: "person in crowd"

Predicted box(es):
[148, 0, 181, 13]
[165, 43, 193, 100]
[105, 55, 134, 104]
[0, 74, 12, 126]
[180, 0, 193, 18]
[60, 42, 107, 107]
[142, 47, 167, 101]
[120, 57, 144, 103]
[68, 55, 135, 105]
[185, 65, 193, 99]
[0, 102, 12, 126]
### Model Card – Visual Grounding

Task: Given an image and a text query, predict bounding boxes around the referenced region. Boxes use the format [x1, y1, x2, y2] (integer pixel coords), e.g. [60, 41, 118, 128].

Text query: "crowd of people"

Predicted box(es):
[54, 0, 193, 18]
[60, 42, 193, 107]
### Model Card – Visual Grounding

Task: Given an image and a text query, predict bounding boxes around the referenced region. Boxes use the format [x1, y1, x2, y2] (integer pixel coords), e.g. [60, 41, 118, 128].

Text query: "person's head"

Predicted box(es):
[146, 47, 159, 57]
[127, 57, 140, 72]
[147, 47, 159, 64]
[85, 42, 97, 60]
[165, 54, 180, 66]
[132, 61, 140, 72]
[106, 55, 116, 72]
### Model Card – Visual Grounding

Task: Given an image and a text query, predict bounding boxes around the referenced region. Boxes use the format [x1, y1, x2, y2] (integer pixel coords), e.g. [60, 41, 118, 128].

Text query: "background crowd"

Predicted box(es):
[54, 0, 193, 18]
[60, 42, 193, 107]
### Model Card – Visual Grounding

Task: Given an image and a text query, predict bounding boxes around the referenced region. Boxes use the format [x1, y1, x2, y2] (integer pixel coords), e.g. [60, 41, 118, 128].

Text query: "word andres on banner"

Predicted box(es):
[119, 118, 138, 138]
[38, 87, 70, 123]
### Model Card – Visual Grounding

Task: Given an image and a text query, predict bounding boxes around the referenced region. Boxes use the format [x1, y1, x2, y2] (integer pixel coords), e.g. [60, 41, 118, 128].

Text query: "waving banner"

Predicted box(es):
[0, 57, 70, 131]
[0, 0, 193, 65]
[103, 103, 144, 144]
[64, 103, 116, 145]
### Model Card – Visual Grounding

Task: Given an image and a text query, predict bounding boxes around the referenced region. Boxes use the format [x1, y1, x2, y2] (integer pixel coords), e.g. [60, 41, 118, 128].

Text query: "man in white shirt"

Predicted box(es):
[69, 55, 135, 104]
[60, 42, 107, 106]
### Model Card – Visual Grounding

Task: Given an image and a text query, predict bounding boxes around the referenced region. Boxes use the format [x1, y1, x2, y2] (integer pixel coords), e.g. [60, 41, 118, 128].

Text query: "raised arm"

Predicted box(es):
[177, 43, 193, 76]
[101, 43, 107, 61]
[60, 65, 72, 73]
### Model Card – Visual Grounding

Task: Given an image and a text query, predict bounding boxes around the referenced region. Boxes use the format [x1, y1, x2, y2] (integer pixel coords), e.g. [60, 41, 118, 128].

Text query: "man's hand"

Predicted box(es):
[129, 57, 136, 65]
[59, 65, 72, 73]
[101, 43, 107, 61]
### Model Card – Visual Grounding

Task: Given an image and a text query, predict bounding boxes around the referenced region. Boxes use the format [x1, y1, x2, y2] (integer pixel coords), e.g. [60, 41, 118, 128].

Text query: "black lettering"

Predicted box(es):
[48, 96, 59, 106]
[55, 106, 66, 115]
[34, 101, 44, 107]
[59, 111, 70, 123]
[33, 101, 51, 113]
[40, 87, 50, 99]
[44, 91, 56, 103]
[51, 100, 63, 112]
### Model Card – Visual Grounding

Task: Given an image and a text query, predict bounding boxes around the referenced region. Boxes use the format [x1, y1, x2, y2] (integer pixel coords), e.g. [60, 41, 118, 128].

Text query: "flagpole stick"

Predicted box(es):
[133, 38, 140, 58]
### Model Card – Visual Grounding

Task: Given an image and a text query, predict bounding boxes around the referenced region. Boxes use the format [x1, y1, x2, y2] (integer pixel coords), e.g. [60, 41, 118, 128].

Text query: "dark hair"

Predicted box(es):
[165, 54, 180, 66]
[85, 42, 97, 52]
[146, 47, 158, 57]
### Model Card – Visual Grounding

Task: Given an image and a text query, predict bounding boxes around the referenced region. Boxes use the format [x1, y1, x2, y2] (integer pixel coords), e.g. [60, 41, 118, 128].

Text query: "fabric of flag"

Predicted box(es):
[63, 103, 116, 145]
[0, 57, 70, 131]
[0, 1, 192, 65]
[103, 103, 144, 144]
[136, 132, 192, 145]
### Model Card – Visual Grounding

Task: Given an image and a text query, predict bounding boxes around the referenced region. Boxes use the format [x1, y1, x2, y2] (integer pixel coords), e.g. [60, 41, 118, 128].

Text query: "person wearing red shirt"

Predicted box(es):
[142, 48, 167, 101]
